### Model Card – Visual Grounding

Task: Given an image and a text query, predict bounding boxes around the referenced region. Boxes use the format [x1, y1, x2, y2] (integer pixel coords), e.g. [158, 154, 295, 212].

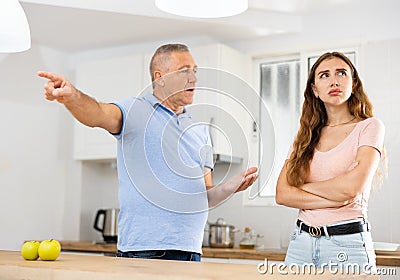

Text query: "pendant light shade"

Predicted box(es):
[155, 0, 248, 18]
[0, 0, 31, 53]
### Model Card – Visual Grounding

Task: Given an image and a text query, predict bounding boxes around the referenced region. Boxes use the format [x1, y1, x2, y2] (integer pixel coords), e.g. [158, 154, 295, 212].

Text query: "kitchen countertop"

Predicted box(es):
[59, 241, 286, 260]
[0, 250, 378, 280]
[59, 241, 400, 267]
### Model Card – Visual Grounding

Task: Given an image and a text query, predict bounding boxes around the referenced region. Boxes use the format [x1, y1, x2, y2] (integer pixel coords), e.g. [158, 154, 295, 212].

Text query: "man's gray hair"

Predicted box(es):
[149, 44, 190, 82]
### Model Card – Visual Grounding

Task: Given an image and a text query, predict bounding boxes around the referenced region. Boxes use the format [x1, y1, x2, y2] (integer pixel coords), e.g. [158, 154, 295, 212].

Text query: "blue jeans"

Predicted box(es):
[116, 250, 201, 262]
[284, 219, 376, 273]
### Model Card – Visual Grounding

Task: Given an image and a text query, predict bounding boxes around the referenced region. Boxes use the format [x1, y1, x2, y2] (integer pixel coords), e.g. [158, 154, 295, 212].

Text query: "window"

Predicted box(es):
[258, 58, 301, 197]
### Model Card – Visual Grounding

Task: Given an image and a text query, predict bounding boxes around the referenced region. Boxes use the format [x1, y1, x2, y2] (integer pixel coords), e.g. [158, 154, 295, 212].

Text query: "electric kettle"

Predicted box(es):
[93, 208, 119, 243]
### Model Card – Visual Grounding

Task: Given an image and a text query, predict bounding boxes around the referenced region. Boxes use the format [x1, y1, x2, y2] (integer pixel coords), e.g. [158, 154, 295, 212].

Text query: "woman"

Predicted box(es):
[276, 52, 385, 272]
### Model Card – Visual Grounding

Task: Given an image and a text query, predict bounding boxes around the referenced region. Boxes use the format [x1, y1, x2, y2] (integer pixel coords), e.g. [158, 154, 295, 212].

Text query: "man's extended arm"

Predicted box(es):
[38, 71, 122, 134]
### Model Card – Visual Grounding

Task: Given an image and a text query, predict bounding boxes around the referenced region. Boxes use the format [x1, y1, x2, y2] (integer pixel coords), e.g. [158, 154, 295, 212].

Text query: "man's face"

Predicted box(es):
[156, 51, 198, 106]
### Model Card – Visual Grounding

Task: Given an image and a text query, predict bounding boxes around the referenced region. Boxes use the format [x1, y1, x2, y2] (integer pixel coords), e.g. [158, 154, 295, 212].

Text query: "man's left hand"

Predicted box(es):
[225, 167, 258, 194]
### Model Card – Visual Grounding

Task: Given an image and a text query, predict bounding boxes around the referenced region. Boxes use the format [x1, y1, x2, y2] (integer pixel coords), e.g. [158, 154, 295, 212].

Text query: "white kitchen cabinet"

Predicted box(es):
[73, 54, 144, 160]
[188, 44, 253, 162]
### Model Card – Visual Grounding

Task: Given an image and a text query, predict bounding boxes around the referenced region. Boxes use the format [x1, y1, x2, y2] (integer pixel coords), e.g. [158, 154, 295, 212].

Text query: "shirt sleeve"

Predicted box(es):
[109, 97, 136, 139]
[358, 117, 385, 156]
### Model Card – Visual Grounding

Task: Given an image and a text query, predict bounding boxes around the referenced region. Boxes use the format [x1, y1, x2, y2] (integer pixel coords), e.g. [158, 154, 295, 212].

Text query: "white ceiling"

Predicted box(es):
[18, 0, 394, 52]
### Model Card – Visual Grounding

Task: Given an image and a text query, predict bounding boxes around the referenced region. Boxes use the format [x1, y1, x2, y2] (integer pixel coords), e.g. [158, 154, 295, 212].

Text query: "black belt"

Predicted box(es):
[296, 219, 369, 237]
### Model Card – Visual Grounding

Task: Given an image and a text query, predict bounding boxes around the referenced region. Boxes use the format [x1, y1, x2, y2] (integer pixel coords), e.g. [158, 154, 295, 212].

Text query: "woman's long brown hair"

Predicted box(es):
[286, 52, 374, 187]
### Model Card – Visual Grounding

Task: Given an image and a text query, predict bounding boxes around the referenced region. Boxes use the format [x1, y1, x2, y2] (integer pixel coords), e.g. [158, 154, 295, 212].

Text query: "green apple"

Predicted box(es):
[21, 241, 40, 260]
[38, 239, 61, 261]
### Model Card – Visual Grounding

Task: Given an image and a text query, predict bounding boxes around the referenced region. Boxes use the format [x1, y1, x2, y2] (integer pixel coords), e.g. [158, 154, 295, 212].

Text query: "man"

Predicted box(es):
[38, 44, 258, 261]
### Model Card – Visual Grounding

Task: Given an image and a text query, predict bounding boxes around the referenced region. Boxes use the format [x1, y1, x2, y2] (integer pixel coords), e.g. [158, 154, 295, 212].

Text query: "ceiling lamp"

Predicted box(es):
[0, 0, 31, 53]
[155, 0, 248, 18]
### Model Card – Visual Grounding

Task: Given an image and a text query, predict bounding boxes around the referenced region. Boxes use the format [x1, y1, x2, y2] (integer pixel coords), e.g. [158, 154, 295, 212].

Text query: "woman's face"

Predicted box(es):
[312, 57, 353, 106]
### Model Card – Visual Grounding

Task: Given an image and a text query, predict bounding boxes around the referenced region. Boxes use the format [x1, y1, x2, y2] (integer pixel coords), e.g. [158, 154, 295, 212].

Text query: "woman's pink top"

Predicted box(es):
[290, 117, 385, 226]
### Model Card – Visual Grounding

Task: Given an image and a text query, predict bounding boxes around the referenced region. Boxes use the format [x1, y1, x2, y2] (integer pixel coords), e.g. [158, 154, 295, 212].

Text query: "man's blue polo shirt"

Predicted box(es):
[112, 93, 213, 254]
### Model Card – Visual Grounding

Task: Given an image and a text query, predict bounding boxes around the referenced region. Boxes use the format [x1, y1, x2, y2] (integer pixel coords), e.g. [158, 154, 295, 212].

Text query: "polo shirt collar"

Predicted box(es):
[144, 92, 187, 115]
[144, 92, 161, 107]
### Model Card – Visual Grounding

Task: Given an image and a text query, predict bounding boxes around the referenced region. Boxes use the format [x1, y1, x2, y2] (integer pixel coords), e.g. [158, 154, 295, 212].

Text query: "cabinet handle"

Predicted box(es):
[209, 117, 215, 146]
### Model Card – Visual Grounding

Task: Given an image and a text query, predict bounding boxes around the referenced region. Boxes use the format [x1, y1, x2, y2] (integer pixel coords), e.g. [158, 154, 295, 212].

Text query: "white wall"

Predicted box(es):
[361, 39, 400, 242]
[0, 46, 73, 250]
[1, 1, 399, 251]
